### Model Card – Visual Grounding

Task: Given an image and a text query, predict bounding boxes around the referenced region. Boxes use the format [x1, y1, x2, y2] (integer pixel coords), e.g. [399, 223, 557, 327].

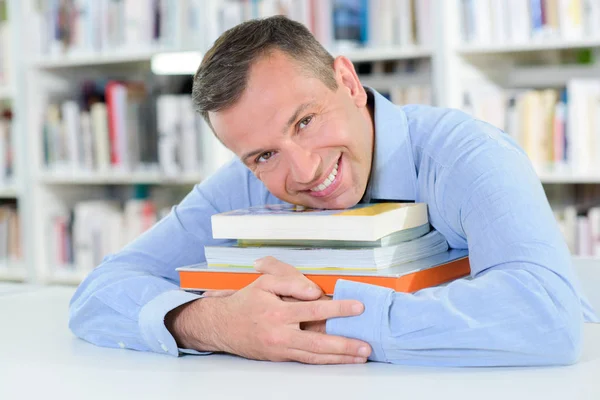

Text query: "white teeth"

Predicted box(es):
[310, 161, 339, 192]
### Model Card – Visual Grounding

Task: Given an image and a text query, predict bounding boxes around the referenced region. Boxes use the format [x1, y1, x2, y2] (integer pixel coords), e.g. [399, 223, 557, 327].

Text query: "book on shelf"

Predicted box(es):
[0, 201, 20, 263]
[211, 202, 428, 241]
[48, 197, 164, 272]
[0, 107, 13, 185]
[462, 77, 600, 174]
[31, 0, 204, 56]
[548, 184, 600, 257]
[42, 79, 234, 177]
[461, 0, 600, 45]
[0, 0, 10, 87]
[206, 228, 448, 271]
[30, 0, 432, 59]
[178, 249, 470, 295]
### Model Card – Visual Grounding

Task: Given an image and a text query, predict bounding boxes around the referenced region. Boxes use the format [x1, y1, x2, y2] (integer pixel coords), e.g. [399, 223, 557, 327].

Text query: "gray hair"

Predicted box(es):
[192, 15, 338, 131]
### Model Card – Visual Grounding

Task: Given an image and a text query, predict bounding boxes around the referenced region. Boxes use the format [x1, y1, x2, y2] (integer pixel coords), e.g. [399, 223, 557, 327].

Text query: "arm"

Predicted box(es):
[327, 119, 594, 367]
[68, 161, 249, 356]
[69, 160, 371, 363]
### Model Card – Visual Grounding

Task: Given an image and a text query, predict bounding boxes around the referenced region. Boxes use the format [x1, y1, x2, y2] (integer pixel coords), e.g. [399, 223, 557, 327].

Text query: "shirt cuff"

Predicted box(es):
[138, 289, 211, 357]
[325, 279, 394, 362]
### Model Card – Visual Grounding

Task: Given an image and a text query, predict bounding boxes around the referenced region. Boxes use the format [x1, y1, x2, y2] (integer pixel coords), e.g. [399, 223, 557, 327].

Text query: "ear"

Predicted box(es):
[333, 56, 367, 108]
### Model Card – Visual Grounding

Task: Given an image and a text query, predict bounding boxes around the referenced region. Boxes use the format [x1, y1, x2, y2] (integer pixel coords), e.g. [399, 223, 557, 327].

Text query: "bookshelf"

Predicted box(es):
[4, 0, 599, 285]
[0, 0, 27, 282]
[457, 38, 600, 55]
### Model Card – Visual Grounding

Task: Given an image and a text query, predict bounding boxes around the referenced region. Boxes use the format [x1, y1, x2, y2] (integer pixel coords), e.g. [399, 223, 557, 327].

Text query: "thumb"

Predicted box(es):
[255, 275, 323, 301]
[254, 256, 301, 277]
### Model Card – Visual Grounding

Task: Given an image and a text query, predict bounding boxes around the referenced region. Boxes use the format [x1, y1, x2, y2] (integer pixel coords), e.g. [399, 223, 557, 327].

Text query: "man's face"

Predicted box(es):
[210, 50, 374, 209]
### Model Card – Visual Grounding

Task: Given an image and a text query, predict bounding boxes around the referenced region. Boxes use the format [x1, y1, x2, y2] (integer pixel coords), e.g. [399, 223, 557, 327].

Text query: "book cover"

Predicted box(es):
[178, 249, 470, 295]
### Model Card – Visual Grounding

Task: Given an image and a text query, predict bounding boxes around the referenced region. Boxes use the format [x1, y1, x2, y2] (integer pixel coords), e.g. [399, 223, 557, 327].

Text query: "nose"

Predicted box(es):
[288, 144, 320, 185]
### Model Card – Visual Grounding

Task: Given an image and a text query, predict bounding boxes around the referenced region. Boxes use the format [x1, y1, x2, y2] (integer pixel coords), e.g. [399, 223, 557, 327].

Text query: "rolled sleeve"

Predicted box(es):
[325, 279, 394, 362]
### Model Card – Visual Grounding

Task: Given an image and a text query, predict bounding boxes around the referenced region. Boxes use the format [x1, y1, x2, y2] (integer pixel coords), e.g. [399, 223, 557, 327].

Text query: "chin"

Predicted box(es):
[307, 192, 361, 210]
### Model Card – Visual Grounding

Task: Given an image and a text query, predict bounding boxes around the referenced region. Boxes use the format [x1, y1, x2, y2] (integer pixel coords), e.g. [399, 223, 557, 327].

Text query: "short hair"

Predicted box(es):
[192, 15, 338, 130]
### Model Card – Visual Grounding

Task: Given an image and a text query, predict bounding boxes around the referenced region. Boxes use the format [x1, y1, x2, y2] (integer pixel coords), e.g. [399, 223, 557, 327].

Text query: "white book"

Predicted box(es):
[313, 0, 333, 48]
[558, 0, 584, 38]
[204, 0, 223, 47]
[490, 0, 509, 43]
[368, 0, 382, 47]
[415, 0, 432, 46]
[156, 95, 181, 176]
[290, 0, 312, 29]
[588, 207, 600, 256]
[395, 0, 414, 46]
[196, 116, 234, 177]
[577, 216, 591, 257]
[80, 112, 94, 172]
[123, 0, 151, 49]
[567, 79, 600, 173]
[185, 0, 206, 48]
[205, 230, 448, 270]
[506, 0, 531, 42]
[61, 101, 82, 170]
[211, 202, 429, 241]
[90, 102, 110, 171]
[179, 96, 199, 173]
[564, 205, 578, 253]
[0, 119, 7, 183]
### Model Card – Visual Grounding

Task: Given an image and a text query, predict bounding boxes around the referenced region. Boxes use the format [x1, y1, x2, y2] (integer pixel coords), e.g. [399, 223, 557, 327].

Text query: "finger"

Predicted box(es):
[254, 256, 302, 277]
[287, 299, 365, 322]
[202, 290, 236, 298]
[291, 330, 372, 358]
[254, 274, 322, 301]
[286, 349, 368, 365]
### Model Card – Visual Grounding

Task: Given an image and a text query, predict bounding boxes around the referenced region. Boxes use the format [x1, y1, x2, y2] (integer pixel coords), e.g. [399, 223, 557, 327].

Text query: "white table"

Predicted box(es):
[573, 258, 600, 312]
[0, 286, 599, 400]
[0, 282, 40, 296]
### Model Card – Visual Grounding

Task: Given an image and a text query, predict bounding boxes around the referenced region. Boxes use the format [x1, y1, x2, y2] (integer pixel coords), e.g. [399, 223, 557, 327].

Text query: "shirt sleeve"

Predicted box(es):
[68, 160, 269, 356]
[327, 119, 597, 367]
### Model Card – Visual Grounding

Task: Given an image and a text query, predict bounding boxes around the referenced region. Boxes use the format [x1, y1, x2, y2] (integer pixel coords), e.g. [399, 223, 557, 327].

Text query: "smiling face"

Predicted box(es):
[209, 50, 374, 209]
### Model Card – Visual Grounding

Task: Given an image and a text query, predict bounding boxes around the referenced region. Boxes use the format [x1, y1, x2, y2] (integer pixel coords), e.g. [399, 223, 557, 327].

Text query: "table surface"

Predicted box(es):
[1, 284, 599, 400]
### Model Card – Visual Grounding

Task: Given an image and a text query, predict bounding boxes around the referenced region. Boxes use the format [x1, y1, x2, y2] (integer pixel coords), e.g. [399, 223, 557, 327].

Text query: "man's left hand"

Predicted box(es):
[203, 256, 335, 334]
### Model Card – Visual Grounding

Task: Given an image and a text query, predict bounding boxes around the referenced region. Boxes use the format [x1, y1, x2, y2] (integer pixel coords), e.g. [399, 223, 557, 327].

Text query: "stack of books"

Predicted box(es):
[177, 203, 470, 295]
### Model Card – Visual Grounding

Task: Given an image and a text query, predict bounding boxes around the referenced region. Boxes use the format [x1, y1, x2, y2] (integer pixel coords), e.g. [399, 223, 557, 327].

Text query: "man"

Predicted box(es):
[69, 16, 596, 366]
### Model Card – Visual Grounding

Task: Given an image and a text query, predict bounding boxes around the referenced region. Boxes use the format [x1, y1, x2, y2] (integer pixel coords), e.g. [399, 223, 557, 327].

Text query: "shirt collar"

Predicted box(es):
[363, 88, 418, 203]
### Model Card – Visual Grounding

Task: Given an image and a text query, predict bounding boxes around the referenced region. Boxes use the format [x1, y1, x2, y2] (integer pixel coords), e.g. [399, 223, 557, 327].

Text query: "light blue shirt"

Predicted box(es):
[69, 89, 597, 366]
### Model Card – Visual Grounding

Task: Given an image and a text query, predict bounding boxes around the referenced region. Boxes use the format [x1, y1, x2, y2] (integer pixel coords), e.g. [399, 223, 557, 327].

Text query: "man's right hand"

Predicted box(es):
[165, 272, 371, 364]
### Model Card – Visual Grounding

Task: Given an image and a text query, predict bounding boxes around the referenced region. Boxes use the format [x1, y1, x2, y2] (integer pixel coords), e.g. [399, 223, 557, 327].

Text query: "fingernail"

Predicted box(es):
[352, 303, 364, 314]
[354, 357, 367, 363]
[358, 347, 370, 357]
[307, 285, 319, 293]
[254, 259, 263, 268]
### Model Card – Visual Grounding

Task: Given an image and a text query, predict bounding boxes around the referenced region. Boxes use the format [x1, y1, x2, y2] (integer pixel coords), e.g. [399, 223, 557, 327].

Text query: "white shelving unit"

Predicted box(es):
[457, 38, 600, 55]
[37, 171, 204, 186]
[0, 0, 28, 282]
[5, 0, 600, 285]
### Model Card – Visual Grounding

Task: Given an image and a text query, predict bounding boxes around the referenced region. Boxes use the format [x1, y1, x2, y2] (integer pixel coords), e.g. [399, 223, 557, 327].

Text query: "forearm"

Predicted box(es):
[165, 296, 225, 352]
[69, 261, 203, 356]
[327, 262, 584, 367]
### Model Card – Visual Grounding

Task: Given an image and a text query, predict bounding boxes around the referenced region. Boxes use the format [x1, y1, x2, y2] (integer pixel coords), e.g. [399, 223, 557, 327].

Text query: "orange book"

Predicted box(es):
[178, 250, 470, 295]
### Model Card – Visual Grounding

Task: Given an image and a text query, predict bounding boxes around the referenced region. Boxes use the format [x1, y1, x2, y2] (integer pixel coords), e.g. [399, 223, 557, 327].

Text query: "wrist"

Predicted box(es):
[165, 297, 226, 352]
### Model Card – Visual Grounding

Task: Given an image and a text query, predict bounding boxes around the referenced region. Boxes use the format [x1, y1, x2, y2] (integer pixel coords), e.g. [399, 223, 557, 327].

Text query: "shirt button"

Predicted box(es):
[159, 342, 169, 352]
[118, 342, 125, 349]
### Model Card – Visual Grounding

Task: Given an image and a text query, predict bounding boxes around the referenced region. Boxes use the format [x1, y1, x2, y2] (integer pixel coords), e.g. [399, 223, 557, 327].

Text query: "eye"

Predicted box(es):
[256, 151, 274, 163]
[297, 115, 313, 130]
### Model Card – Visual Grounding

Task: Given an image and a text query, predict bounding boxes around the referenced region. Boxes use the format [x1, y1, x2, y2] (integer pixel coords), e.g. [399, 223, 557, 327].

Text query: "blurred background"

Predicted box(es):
[0, 0, 598, 286]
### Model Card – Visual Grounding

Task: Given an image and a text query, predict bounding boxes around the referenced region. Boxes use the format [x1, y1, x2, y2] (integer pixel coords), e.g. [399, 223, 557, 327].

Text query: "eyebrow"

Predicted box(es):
[241, 101, 315, 164]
